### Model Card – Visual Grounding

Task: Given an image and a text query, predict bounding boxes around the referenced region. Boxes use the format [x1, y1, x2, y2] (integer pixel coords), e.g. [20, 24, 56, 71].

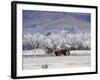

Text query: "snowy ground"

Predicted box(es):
[22, 50, 91, 70]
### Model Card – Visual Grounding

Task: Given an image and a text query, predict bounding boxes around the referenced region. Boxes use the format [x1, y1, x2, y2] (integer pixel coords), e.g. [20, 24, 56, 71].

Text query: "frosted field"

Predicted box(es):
[22, 50, 91, 70]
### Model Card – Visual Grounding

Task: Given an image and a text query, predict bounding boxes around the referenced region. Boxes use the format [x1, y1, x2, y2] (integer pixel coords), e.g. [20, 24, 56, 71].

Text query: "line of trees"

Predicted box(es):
[23, 31, 91, 51]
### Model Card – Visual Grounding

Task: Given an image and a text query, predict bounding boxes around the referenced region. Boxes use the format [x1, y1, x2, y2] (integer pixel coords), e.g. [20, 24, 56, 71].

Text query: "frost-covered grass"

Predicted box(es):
[22, 50, 91, 70]
[23, 54, 90, 70]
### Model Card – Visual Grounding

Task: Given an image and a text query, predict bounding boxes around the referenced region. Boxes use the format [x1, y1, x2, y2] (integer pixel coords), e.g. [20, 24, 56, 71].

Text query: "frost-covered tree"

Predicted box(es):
[23, 31, 91, 50]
